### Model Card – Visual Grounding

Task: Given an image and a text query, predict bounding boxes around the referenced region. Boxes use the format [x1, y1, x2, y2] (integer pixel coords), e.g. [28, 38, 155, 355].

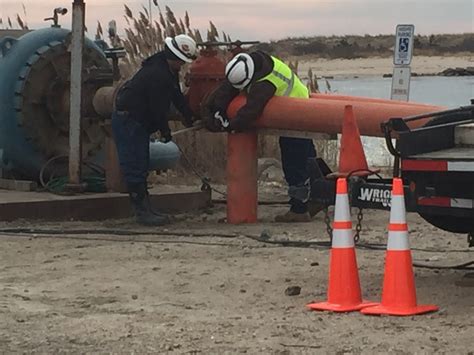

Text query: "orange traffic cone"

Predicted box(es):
[307, 178, 377, 312]
[338, 105, 369, 176]
[361, 178, 438, 316]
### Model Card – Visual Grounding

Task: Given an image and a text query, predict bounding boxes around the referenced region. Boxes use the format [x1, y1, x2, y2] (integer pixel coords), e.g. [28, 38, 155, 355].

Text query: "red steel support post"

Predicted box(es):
[226, 132, 258, 224]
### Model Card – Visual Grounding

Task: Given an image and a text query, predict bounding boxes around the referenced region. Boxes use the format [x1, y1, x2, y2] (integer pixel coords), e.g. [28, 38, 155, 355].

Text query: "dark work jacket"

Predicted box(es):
[115, 51, 193, 134]
[209, 50, 276, 131]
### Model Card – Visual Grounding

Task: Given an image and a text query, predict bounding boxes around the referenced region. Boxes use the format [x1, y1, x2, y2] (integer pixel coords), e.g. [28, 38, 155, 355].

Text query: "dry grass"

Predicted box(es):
[258, 33, 474, 59]
[0, 4, 28, 30]
[96, 4, 231, 73]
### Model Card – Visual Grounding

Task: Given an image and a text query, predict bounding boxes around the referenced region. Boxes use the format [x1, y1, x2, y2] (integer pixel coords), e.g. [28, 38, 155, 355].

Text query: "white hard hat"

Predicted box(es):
[165, 34, 197, 63]
[225, 53, 255, 89]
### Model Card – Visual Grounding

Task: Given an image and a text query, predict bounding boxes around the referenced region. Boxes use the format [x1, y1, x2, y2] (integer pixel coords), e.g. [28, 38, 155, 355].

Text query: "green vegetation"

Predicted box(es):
[257, 33, 474, 59]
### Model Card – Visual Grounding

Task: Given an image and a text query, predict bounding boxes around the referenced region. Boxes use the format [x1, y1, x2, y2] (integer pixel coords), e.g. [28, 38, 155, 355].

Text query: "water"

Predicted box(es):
[325, 76, 473, 107]
[319, 76, 474, 166]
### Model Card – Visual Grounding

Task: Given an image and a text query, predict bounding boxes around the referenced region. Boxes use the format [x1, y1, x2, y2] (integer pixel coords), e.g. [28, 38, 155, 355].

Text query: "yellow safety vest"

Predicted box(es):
[257, 56, 309, 99]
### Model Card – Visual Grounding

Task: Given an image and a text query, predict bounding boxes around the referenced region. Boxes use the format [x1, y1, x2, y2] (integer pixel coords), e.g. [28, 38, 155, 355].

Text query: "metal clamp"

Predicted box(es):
[0, 37, 17, 57]
[381, 121, 401, 158]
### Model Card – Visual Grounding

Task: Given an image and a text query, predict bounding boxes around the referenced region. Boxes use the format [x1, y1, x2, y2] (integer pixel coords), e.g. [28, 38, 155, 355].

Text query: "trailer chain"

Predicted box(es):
[468, 233, 474, 248]
[323, 206, 333, 242]
[354, 208, 364, 244]
[323, 206, 364, 244]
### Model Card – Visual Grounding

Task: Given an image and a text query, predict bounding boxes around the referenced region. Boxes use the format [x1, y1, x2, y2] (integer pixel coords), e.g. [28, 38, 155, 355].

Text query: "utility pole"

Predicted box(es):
[67, 0, 85, 190]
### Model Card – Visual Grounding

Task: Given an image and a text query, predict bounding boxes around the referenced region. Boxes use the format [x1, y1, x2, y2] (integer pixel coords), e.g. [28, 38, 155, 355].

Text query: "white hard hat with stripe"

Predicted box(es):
[225, 53, 255, 89]
[164, 34, 197, 63]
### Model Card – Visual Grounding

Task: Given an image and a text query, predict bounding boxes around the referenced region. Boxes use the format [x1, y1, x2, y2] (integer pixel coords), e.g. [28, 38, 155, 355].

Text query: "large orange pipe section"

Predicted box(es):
[309, 93, 439, 108]
[228, 96, 444, 136]
[225, 95, 445, 224]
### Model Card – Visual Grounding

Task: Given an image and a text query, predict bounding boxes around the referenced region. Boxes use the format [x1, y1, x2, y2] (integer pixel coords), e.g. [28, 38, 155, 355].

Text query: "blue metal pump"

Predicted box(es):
[0, 27, 180, 180]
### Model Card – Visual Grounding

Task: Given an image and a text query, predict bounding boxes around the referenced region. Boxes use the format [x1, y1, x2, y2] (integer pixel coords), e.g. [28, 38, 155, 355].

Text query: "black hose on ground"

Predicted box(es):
[0, 227, 473, 270]
[412, 261, 474, 270]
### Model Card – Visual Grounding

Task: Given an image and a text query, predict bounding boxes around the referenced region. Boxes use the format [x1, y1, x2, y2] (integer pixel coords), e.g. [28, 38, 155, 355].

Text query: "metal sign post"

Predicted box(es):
[391, 24, 414, 102]
[68, 0, 85, 189]
[391, 67, 412, 101]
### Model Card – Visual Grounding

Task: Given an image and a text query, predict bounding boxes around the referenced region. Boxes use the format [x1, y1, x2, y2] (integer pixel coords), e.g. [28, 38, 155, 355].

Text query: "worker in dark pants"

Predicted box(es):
[206, 50, 319, 222]
[112, 34, 197, 226]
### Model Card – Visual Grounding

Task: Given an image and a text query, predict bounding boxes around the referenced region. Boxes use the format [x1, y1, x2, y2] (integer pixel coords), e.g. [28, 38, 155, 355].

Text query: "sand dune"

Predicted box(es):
[295, 55, 474, 78]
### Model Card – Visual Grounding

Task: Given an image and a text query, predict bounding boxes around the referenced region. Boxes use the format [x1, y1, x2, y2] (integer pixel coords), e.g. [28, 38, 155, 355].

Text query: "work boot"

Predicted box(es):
[274, 210, 312, 223]
[308, 201, 325, 218]
[128, 183, 169, 226]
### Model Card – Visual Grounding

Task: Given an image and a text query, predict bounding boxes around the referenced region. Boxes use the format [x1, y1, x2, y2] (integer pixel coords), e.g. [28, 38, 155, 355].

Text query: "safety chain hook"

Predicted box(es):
[323, 206, 333, 242]
[354, 207, 364, 244]
[323, 205, 363, 244]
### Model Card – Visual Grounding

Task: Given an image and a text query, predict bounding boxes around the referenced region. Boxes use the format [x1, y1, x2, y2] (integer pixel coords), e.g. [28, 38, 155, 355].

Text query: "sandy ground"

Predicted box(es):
[295, 55, 474, 78]
[0, 184, 473, 354]
[0, 55, 473, 353]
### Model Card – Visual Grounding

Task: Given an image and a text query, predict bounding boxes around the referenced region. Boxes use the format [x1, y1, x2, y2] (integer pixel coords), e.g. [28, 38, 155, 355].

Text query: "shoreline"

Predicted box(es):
[294, 55, 474, 78]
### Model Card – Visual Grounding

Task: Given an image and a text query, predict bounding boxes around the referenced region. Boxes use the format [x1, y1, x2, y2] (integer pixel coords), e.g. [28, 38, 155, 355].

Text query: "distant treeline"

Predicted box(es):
[256, 33, 474, 59]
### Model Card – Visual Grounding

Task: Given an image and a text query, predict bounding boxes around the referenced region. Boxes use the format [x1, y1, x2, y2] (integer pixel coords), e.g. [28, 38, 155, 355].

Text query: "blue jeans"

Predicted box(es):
[279, 136, 316, 213]
[111, 111, 150, 184]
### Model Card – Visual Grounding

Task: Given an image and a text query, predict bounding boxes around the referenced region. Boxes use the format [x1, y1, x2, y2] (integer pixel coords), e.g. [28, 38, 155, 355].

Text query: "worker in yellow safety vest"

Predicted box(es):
[206, 51, 321, 222]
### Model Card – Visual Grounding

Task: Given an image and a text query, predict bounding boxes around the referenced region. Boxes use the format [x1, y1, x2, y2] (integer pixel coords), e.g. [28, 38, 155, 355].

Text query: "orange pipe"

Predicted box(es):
[225, 95, 445, 224]
[227, 96, 444, 137]
[227, 132, 258, 224]
[310, 93, 438, 108]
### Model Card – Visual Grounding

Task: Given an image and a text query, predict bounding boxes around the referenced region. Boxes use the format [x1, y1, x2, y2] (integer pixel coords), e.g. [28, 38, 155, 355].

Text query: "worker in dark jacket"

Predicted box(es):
[207, 50, 317, 222]
[112, 34, 197, 226]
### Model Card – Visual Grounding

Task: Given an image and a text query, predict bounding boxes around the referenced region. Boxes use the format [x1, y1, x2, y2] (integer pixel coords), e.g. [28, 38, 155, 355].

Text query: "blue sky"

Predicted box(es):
[1, 0, 472, 41]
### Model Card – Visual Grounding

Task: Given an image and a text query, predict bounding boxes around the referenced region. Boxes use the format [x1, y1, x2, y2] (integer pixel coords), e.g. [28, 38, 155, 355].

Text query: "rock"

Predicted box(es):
[285, 286, 301, 296]
[439, 67, 474, 76]
[258, 158, 281, 175]
[259, 230, 272, 240]
[261, 166, 285, 183]
[258, 158, 285, 183]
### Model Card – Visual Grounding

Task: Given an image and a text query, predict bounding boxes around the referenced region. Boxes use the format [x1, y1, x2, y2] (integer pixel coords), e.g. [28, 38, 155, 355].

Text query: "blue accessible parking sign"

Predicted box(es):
[394, 24, 415, 65]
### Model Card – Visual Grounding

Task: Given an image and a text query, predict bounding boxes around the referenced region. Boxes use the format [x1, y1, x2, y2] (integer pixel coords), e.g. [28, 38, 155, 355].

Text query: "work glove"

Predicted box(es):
[182, 114, 194, 128]
[213, 110, 231, 132]
[160, 130, 172, 143]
